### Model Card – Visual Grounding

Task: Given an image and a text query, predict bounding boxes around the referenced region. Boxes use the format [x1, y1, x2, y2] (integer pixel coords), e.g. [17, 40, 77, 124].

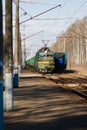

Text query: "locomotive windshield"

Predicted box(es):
[39, 52, 46, 57]
[47, 54, 52, 57]
[38, 52, 53, 61]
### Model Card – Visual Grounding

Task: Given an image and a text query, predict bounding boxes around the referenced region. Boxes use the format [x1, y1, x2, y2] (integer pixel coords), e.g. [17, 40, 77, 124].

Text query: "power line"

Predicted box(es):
[61, 0, 70, 7]
[13, 0, 32, 18]
[19, 4, 61, 25]
[56, 0, 87, 39]
[32, 18, 77, 20]
[20, 1, 56, 6]
[71, 0, 87, 18]
[34, 0, 70, 39]
[22, 30, 44, 41]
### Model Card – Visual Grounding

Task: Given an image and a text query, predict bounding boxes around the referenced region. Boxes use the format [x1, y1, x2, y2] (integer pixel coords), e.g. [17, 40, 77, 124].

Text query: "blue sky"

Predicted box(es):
[3, 0, 87, 59]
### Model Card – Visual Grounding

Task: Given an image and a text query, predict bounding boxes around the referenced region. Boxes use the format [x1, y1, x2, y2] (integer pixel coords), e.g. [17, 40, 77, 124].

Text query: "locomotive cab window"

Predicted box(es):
[47, 54, 52, 57]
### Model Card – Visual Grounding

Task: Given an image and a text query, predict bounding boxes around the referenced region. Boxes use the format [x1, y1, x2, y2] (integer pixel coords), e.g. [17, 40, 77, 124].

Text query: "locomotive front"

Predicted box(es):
[37, 50, 54, 73]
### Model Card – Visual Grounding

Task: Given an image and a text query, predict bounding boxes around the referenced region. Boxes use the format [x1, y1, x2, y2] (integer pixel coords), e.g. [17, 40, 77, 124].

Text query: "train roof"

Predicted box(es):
[54, 52, 67, 58]
[36, 47, 51, 53]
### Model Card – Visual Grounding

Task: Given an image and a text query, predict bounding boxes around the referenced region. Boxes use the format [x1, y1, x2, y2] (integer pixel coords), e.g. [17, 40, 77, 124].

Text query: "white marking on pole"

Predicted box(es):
[5, 73, 13, 111]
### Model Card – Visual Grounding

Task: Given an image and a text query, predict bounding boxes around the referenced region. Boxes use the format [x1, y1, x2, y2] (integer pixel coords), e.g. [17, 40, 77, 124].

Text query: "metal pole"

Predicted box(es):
[0, 0, 4, 129]
[4, 0, 13, 111]
[14, 0, 19, 87]
[19, 32, 22, 73]
[24, 39, 26, 68]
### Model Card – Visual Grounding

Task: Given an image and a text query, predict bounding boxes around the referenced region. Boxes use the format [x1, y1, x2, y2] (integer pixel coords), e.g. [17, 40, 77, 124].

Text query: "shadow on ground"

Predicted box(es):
[5, 114, 87, 130]
[4, 75, 87, 130]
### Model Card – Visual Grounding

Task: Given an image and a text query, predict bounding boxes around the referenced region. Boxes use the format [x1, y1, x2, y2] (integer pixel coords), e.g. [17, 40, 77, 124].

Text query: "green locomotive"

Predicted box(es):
[26, 47, 54, 73]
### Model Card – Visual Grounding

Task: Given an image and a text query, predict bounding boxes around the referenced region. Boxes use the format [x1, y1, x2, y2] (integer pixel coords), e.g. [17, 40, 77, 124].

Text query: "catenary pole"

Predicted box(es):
[4, 0, 13, 111]
[0, 0, 4, 129]
[14, 0, 20, 87]
[19, 32, 22, 73]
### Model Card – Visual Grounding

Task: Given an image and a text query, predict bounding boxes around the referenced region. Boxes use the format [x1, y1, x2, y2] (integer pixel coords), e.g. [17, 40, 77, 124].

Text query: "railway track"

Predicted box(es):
[24, 66, 87, 100]
[43, 72, 87, 100]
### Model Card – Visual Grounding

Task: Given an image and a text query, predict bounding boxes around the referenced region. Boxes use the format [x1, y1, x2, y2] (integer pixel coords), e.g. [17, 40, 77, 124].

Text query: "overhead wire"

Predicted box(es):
[38, 0, 70, 38]
[38, 3, 71, 40]
[22, 30, 44, 41]
[26, 0, 70, 42]
[19, 0, 87, 58]
[13, 0, 87, 44]
[52, 0, 87, 37]
[71, 0, 87, 18]
[13, 0, 32, 18]
[20, 1, 56, 6]
[32, 18, 77, 20]
[57, 0, 87, 37]
[19, 4, 61, 25]
[46, 0, 87, 40]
